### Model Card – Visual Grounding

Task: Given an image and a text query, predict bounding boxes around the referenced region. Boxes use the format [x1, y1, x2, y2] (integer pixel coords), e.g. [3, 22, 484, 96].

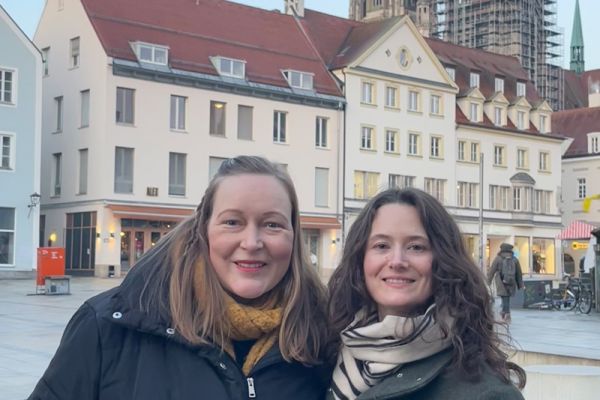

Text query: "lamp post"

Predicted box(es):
[592, 228, 600, 312]
[28, 192, 41, 217]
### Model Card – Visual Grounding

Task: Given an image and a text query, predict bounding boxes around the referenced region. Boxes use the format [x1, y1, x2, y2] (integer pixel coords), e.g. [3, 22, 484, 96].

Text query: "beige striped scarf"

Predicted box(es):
[331, 304, 453, 400]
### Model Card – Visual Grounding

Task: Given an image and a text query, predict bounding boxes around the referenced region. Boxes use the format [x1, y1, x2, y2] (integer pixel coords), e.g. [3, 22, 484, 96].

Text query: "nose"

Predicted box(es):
[388, 247, 407, 269]
[240, 225, 263, 251]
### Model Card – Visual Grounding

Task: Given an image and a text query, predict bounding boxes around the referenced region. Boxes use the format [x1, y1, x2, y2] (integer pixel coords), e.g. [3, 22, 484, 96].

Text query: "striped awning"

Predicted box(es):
[556, 220, 599, 240]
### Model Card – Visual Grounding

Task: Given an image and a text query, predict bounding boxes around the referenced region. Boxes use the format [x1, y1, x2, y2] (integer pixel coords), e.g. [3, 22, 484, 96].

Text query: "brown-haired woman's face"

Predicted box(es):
[363, 203, 433, 318]
[207, 174, 294, 300]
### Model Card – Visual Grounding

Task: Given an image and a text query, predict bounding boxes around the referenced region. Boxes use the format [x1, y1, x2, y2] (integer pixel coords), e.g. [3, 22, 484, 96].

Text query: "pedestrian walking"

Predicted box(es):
[327, 188, 525, 400]
[488, 243, 524, 323]
[28, 156, 330, 400]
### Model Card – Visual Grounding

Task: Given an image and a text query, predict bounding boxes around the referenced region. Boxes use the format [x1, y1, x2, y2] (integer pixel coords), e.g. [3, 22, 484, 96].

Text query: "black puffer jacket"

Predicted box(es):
[28, 263, 329, 400]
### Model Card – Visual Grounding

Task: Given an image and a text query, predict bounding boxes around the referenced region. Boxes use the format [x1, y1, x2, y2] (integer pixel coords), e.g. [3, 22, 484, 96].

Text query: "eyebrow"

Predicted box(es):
[215, 209, 290, 221]
[367, 233, 429, 242]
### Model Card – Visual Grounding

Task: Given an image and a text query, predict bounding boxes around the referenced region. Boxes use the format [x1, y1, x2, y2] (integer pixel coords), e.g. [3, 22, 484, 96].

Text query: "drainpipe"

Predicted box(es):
[592, 228, 600, 312]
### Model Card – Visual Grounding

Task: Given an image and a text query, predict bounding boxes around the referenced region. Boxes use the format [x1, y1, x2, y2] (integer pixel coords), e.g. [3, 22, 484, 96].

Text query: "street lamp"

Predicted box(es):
[28, 192, 41, 217]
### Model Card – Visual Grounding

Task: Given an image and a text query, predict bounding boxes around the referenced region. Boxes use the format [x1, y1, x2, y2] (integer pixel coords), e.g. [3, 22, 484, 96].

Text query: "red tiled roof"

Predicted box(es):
[425, 37, 541, 105]
[81, 0, 342, 96]
[563, 68, 600, 109]
[552, 106, 600, 157]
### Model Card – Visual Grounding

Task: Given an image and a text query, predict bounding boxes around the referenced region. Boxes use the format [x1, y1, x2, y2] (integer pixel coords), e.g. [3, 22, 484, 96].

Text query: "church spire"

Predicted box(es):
[570, 0, 585, 74]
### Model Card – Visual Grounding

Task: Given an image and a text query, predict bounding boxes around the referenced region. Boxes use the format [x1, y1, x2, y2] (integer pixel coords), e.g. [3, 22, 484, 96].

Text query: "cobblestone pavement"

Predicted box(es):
[1, 277, 600, 400]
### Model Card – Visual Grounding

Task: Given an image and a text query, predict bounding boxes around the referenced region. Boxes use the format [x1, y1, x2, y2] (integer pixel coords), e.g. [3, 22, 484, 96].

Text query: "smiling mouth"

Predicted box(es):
[384, 278, 414, 284]
[235, 262, 266, 271]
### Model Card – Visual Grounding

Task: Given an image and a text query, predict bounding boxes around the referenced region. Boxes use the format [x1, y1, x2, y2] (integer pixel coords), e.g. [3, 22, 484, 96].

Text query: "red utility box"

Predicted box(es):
[36, 247, 65, 286]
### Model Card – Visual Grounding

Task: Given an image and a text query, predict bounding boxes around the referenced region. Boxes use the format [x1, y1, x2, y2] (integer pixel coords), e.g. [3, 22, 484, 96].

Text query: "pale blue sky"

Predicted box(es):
[2, 0, 598, 70]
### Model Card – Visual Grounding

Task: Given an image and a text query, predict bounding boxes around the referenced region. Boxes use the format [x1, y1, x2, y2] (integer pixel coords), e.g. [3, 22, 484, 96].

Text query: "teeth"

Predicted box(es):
[385, 278, 412, 284]
[237, 262, 264, 268]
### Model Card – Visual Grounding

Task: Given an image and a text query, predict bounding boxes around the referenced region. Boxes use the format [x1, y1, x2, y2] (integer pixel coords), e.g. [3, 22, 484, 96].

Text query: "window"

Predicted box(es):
[273, 111, 287, 143]
[385, 86, 398, 108]
[408, 132, 421, 156]
[169, 152, 186, 196]
[517, 111, 526, 130]
[52, 153, 62, 196]
[457, 140, 466, 161]
[42, 47, 50, 76]
[430, 136, 443, 158]
[209, 156, 228, 180]
[135, 42, 168, 65]
[354, 170, 379, 199]
[0, 68, 14, 104]
[80, 90, 90, 127]
[430, 94, 441, 115]
[539, 115, 547, 133]
[495, 77, 504, 93]
[170, 95, 186, 131]
[445, 67, 455, 81]
[54, 96, 63, 132]
[361, 126, 375, 150]
[592, 136, 600, 154]
[283, 70, 313, 90]
[70, 37, 80, 68]
[534, 190, 551, 214]
[215, 57, 245, 78]
[470, 142, 480, 162]
[494, 107, 502, 126]
[78, 149, 88, 195]
[469, 72, 480, 88]
[578, 178, 587, 199]
[493, 145, 505, 166]
[237, 105, 253, 140]
[408, 90, 419, 112]
[385, 129, 399, 153]
[489, 185, 510, 210]
[315, 117, 328, 148]
[469, 102, 479, 122]
[315, 168, 329, 207]
[389, 174, 414, 189]
[116, 87, 135, 124]
[457, 182, 478, 208]
[0, 208, 15, 265]
[114, 147, 134, 193]
[361, 81, 375, 104]
[512, 186, 531, 212]
[517, 82, 526, 97]
[538, 151, 550, 172]
[210, 101, 226, 136]
[0, 134, 13, 170]
[424, 178, 445, 203]
[517, 148, 528, 169]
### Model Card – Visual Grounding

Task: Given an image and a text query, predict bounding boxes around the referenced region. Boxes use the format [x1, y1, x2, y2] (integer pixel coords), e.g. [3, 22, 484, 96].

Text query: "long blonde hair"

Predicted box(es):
[140, 156, 328, 364]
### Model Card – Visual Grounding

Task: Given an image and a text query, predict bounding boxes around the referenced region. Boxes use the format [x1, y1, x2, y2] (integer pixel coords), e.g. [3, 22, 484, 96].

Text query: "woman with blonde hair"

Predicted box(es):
[327, 187, 525, 400]
[30, 155, 329, 400]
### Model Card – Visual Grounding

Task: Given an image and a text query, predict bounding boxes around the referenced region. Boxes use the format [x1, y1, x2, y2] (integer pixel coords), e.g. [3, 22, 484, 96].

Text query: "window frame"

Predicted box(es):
[538, 151, 550, 172]
[315, 116, 328, 148]
[78, 148, 88, 195]
[237, 105, 253, 140]
[170, 95, 187, 131]
[408, 89, 420, 112]
[116, 87, 135, 125]
[430, 135, 443, 159]
[516, 81, 526, 97]
[210, 101, 226, 136]
[273, 110, 287, 143]
[360, 125, 375, 150]
[408, 132, 421, 156]
[516, 148, 529, 169]
[577, 178, 587, 199]
[494, 106, 502, 126]
[54, 96, 63, 133]
[52, 152, 62, 197]
[495, 77, 504, 93]
[168, 152, 187, 196]
[469, 72, 480, 88]
[80, 90, 90, 128]
[0, 67, 16, 105]
[314, 167, 329, 207]
[385, 85, 399, 108]
[0, 207, 16, 266]
[469, 102, 479, 122]
[361, 80, 375, 105]
[70, 37, 80, 68]
[135, 42, 169, 65]
[385, 129, 399, 153]
[0, 133, 15, 171]
[493, 145, 506, 166]
[283, 69, 313, 90]
[430, 93, 442, 115]
[114, 147, 134, 194]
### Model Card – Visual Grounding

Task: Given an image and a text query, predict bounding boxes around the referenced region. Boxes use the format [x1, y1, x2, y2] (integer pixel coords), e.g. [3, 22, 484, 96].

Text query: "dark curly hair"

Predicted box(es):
[327, 187, 525, 388]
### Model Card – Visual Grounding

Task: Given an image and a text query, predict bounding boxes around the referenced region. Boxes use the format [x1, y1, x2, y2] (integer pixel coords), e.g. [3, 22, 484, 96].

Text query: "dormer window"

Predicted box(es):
[445, 66, 455, 81]
[133, 42, 168, 65]
[214, 56, 245, 79]
[469, 72, 479, 88]
[495, 77, 504, 93]
[283, 70, 313, 90]
[590, 135, 600, 154]
[517, 81, 526, 97]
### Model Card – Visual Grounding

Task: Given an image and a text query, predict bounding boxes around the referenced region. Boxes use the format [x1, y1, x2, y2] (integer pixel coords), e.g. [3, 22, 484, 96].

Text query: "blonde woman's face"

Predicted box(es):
[207, 174, 294, 300]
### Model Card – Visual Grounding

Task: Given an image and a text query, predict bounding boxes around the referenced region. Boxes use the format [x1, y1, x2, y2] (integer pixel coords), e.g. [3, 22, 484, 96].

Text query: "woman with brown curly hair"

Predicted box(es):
[29, 156, 329, 400]
[327, 187, 525, 400]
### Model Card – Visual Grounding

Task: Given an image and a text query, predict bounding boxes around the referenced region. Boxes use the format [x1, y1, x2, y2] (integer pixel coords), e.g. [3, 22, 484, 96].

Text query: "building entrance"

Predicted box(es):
[120, 219, 176, 272]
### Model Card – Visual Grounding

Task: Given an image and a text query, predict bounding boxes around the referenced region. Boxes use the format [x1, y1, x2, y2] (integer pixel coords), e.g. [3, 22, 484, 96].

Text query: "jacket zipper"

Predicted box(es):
[247, 377, 256, 398]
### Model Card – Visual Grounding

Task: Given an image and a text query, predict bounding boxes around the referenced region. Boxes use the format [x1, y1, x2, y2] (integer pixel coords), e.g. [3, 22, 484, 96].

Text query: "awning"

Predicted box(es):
[300, 215, 341, 230]
[556, 220, 599, 240]
[106, 204, 195, 221]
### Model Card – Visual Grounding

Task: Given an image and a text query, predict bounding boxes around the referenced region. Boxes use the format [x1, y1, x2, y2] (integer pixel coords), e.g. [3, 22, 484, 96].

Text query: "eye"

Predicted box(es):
[408, 243, 428, 252]
[373, 242, 389, 250]
[265, 221, 283, 229]
[223, 219, 240, 226]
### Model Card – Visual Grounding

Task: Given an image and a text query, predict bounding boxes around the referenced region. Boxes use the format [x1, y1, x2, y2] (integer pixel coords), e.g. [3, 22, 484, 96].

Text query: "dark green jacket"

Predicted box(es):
[329, 349, 524, 400]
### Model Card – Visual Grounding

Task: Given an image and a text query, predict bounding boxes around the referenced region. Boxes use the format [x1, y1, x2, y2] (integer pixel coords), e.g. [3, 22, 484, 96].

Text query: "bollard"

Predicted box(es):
[523, 365, 600, 399]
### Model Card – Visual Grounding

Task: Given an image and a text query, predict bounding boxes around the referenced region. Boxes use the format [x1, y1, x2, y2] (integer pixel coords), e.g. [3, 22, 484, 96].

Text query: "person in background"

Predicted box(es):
[29, 156, 330, 400]
[327, 188, 525, 400]
[488, 243, 524, 323]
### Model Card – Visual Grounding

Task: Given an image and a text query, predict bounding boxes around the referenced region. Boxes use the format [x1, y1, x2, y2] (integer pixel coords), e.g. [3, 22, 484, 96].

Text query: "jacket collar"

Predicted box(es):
[357, 348, 453, 400]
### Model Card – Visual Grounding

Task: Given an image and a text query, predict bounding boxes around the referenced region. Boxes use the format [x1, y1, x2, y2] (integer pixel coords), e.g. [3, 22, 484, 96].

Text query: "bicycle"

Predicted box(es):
[552, 274, 593, 314]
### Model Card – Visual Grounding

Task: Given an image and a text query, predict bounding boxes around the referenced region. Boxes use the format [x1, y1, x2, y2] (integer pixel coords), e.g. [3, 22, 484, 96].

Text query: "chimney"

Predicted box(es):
[284, 0, 304, 18]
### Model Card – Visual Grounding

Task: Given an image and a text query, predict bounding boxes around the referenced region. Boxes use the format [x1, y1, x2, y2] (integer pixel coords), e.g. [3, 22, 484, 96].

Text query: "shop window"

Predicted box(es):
[532, 238, 555, 275]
